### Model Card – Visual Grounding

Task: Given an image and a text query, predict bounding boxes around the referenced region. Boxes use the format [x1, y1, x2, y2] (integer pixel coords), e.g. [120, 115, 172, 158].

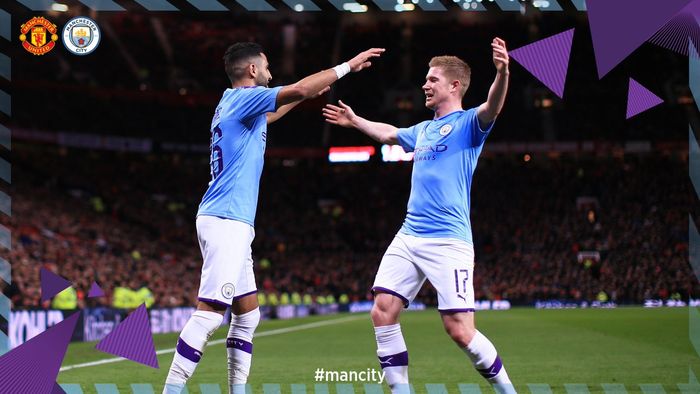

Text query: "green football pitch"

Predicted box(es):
[57, 307, 700, 393]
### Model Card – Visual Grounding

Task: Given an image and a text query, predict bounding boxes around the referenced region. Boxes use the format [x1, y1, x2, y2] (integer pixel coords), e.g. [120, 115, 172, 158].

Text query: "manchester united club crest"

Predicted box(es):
[62, 17, 101, 56]
[19, 17, 58, 56]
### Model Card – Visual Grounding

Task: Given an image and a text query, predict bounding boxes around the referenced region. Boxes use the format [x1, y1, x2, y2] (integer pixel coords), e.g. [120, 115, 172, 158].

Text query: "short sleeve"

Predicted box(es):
[233, 86, 283, 121]
[397, 122, 426, 153]
[466, 107, 495, 147]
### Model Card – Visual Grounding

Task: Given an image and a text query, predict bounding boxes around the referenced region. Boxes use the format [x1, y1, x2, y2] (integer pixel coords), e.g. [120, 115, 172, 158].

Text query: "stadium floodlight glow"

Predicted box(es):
[294, 3, 304, 11]
[342, 3, 369, 12]
[328, 146, 375, 163]
[51, 2, 69, 11]
[395, 3, 415, 11]
[381, 144, 414, 162]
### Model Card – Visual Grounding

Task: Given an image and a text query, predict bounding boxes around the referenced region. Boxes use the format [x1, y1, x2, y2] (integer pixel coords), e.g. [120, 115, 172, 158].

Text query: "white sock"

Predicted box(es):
[228, 308, 260, 391]
[462, 330, 516, 394]
[163, 310, 223, 394]
[374, 324, 410, 394]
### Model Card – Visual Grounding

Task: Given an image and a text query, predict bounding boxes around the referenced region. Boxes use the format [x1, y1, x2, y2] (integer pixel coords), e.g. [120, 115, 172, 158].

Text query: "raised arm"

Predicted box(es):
[267, 86, 330, 124]
[477, 37, 510, 128]
[323, 100, 399, 145]
[276, 48, 385, 108]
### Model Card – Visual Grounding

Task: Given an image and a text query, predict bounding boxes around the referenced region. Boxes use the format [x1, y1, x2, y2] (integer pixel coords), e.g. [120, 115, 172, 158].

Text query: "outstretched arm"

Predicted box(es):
[276, 48, 385, 108]
[477, 37, 510, 128]
[323, 100, 399, 145]
[267, 86, 330, 124]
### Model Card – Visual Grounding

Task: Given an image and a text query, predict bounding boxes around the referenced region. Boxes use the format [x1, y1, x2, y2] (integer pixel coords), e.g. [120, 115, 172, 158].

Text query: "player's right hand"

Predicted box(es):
[323, 100, 356, 128]
[347, 48, 385, 72]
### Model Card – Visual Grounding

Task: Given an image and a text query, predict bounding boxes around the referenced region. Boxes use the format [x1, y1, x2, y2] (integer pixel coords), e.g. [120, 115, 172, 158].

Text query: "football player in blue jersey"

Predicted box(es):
[323, 38, 515, 394]
[163, 42, 384, 394]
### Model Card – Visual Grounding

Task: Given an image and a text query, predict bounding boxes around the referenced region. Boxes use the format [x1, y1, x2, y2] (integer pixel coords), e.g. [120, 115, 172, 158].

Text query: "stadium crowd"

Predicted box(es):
[1, 8, 694, 310]
[1, 147, 695, 309]
[9, 11, 691, 145]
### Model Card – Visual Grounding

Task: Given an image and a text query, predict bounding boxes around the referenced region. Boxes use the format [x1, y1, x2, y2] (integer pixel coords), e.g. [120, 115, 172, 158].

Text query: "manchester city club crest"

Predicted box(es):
[221, 283, 235, 299]
[70, 25, 92, 48]
[439, 124, 453, 136]
[62, 17, 101, 55]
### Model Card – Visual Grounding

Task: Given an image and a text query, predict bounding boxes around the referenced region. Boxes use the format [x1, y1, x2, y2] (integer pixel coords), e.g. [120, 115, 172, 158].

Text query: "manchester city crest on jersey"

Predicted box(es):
[221, 283, 235, 299]
[62, 17, 101, 56]
[439, 124, 453, 136]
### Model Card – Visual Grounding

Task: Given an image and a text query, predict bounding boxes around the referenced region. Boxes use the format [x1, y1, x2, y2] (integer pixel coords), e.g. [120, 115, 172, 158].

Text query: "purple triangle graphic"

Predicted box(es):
[627, 78, 664, 119]
[40, 267, 72, 302]
[52, 382, 66, 394]
[510, 28, 574, 98]
[88, 281, 105, 298]
[588, 0, 693, 78]
[95, 304, 159, 368]
[0, 312, 80, 393]
[648, 0, 700, 56]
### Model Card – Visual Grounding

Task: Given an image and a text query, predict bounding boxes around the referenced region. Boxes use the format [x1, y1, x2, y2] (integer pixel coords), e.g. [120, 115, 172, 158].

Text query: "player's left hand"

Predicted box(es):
[347, 48, 386, 72]
[323, 100, 356, 128]
[491, 37, 509, 74]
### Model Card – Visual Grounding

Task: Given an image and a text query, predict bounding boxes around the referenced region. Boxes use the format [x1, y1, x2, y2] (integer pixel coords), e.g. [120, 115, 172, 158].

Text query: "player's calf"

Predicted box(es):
[227, 306, 261, 392]
[462, 330, 516, 394]
[441, 313, 516, 394]
[374, 324, 410, 394]
[371, 293, 409, 394]
[163, 309, 224, 394]
[443, 318, 477, 347]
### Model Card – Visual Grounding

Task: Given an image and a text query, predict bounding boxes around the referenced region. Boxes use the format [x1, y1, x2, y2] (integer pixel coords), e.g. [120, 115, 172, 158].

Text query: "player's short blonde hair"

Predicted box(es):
[429, 56, 471, 97]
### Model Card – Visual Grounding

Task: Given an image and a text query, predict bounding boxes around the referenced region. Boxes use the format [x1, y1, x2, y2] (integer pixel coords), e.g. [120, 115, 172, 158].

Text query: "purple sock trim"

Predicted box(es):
[377, 351, 409, 368]
[438, 308, 476, 314]
[477, 355, 503, 379]
[232, 290, 258, 301]
[371, 287, 409, 307]
[198, 297, 231, 307]
[176, 337, 203, 363]
[227, 337, 253, 354]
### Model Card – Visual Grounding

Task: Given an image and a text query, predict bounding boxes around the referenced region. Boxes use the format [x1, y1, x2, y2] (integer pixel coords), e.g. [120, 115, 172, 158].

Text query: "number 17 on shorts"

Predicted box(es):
[454, 269, 470, 303]
[437, 265, 475, 313]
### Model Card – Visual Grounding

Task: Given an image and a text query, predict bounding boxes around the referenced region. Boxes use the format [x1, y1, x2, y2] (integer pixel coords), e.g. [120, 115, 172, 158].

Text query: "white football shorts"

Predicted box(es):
[372, 232, 475, 312]
[196, 215, 257, 307]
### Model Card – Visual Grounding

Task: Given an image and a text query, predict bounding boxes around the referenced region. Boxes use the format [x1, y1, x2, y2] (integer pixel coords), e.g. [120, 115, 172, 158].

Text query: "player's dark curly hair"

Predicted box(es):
[223, 42, 265, 83]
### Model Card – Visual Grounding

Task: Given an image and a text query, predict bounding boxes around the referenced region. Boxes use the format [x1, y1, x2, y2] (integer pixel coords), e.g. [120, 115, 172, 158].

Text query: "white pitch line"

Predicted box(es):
[59, 314, 366, 372]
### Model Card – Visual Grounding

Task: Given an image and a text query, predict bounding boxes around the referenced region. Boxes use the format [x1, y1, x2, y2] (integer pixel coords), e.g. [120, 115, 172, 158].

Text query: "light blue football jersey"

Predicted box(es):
[197, 86, 283, 225]
[396, 108, 493, 244]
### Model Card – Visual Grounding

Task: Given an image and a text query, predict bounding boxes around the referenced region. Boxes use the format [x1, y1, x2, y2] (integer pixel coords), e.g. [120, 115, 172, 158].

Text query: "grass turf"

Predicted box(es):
[57, 307, 700, 393]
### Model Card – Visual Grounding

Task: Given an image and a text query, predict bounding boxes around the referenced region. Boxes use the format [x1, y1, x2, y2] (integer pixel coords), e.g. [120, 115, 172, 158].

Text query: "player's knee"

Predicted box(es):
[190, 310, 225, 341]
[371, 296, 401, 325]
[231, 307, 261, 336]
[444, 320, 476, 347]
[369, 305, 384, 324]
